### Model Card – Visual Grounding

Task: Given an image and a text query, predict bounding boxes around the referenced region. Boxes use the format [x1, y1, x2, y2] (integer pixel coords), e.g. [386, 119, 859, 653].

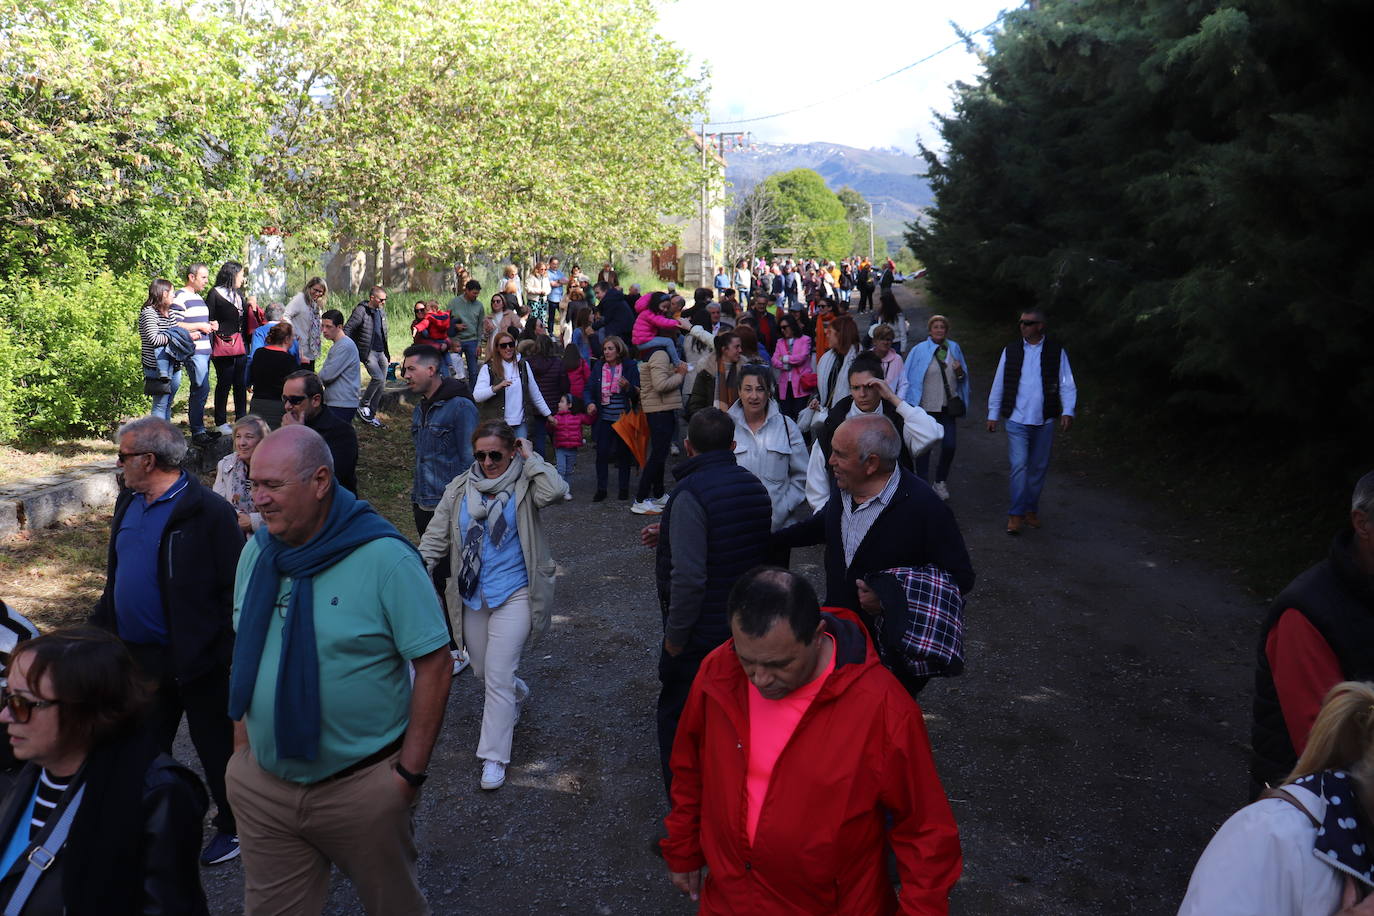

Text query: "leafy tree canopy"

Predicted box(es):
[761, 168, 851, 261]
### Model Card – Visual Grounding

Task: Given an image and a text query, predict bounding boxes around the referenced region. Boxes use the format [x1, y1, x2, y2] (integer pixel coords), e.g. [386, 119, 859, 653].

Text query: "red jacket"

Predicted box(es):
[661, 607, 961, 914]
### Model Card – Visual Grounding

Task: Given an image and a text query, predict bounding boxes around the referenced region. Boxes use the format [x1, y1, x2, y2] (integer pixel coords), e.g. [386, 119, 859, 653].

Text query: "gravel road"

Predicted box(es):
[193, 283, 1264, 915]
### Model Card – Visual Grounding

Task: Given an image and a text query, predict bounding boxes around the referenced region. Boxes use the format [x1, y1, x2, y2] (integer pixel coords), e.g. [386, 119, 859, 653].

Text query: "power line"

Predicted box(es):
[703, 11, 1009, 129]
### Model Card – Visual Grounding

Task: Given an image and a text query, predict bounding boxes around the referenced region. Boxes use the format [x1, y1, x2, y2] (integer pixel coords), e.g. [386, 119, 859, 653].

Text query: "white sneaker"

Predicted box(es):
[564, 490, 573, 501]
[451, 648, 469, 676]
[932, 481, 950, 500]
[480, 760, 506, 790]
[216, 423, 234, 435]
[653, 494, 671, 507]
[630, 500, 663, 515]
[670, 444, 680, 456]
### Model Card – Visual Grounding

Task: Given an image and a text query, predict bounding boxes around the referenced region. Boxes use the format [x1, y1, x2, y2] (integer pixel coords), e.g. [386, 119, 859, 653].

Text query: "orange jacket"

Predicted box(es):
[661, 607, 961, 914]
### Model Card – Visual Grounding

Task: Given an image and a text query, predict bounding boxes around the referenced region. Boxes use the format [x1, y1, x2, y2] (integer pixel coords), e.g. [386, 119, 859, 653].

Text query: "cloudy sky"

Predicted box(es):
[654, 0, 1011, 153]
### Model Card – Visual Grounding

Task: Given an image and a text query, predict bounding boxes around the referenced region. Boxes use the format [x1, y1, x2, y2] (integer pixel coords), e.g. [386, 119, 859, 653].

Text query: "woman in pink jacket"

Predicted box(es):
[771, 313, 812, 420]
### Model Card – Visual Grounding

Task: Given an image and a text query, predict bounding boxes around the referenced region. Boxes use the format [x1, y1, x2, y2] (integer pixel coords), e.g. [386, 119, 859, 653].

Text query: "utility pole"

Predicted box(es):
[868, 201, 875, 263]
[700, 122, 708, 287]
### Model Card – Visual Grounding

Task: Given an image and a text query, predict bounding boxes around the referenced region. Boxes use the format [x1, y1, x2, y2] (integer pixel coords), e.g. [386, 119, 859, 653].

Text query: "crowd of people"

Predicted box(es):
[19, 249, 1370, 913]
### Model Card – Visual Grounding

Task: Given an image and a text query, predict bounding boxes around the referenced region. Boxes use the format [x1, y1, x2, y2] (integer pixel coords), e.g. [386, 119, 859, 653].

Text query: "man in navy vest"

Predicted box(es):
[985, 308, 1077, 535]
[643, 408, 772, 792]
[1249, 470, 1374, 796]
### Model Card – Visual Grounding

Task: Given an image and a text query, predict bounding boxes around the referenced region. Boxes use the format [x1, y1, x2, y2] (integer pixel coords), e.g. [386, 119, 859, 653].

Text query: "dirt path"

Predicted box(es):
[192, 285, 1264, 914]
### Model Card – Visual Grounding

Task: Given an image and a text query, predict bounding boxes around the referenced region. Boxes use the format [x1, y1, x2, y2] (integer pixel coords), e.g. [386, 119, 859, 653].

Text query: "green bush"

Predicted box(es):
[0, 271, 147, 440]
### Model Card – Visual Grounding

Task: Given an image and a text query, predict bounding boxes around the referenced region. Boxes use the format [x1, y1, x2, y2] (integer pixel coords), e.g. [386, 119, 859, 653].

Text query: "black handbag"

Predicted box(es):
[936, 355, 966, 418]
[143, 375, 173, 396]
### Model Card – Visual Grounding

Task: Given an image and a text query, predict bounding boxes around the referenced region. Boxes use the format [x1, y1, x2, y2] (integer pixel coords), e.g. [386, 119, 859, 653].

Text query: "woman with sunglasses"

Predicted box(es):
[473, 330, 552, 438]
[0, 627, 209, 914]
[418, 420, 566, 791]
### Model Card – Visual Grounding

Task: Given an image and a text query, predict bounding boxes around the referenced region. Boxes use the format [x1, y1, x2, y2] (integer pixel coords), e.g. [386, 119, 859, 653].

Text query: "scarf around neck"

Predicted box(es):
[456, 455, 525, 603]
[228, 483, 416, 761]
[1291, 770, 1374, 889]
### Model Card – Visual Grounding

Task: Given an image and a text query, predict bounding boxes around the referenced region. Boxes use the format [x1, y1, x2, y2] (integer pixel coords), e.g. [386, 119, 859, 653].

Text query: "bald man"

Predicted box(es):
[225, 425, 452, 915]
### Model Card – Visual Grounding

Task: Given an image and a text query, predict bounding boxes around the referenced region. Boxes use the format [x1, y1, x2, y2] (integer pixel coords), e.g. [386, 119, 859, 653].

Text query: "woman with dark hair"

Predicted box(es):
[771, 313, 813, 420]
[805, 313, 860, 434]
[0, 627, 209, 914]
[418, 421, 566, 791]
[568, 303, 593, 362]
[138, 278, 204, 420]
[687, 331, 744, 417]
[728, 364, 808, 531]
[585, 336, 640, 501]
[875, 289, 908, 353]
[207, 260, 255, 432]
[247, 321, 296, 428]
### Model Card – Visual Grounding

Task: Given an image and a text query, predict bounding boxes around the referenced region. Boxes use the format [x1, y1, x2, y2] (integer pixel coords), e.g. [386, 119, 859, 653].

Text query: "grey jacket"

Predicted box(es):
[318, 335, 361, 407]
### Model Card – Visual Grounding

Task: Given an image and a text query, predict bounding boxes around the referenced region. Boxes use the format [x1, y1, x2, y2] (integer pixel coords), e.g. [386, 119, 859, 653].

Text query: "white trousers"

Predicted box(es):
[463, 586, 531, 764]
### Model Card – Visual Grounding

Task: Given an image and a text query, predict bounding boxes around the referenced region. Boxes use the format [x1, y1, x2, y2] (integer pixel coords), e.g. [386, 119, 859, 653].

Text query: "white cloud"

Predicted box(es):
[655, 0, 1010, 152]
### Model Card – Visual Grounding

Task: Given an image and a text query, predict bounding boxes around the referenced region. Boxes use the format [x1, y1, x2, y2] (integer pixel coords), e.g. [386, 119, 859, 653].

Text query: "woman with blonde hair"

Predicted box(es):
[473, 329, 551, 437]
[1179, 680, 1374, 915]
[212, 415, 272, 533]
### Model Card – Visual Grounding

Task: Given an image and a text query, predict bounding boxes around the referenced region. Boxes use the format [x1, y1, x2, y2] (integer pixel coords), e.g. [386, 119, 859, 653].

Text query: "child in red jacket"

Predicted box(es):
[546, 394, 592, 499]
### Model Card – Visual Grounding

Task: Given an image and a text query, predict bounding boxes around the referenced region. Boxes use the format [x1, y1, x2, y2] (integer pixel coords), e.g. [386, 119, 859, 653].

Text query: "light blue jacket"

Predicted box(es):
[903, 338, 971, 408]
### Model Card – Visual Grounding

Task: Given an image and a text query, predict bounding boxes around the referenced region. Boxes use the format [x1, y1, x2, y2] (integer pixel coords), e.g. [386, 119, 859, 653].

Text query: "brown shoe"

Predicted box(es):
[1024, 512, 1041, 529]
[1006, 515, 1024, 535]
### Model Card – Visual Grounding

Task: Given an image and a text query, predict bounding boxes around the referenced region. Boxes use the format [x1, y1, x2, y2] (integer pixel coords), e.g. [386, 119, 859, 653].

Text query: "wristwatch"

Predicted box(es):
[395, 763, 428, 788]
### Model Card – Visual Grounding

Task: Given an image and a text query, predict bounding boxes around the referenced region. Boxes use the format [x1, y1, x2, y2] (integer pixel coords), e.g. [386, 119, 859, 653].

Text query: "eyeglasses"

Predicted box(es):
[474, 450, 508, 463]
[1020, 320, 1043, 327]
[282, 394, 309, 406]
[1, 689, 59, 724]
[116, 450, 151, 464]
[497, 341, 516, 349]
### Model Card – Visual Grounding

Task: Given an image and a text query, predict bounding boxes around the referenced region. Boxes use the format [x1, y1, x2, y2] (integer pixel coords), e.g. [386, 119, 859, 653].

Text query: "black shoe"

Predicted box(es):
[617, 489, 630, 500]
[191, 431, 217, 446]
[592, 490, 607, 502]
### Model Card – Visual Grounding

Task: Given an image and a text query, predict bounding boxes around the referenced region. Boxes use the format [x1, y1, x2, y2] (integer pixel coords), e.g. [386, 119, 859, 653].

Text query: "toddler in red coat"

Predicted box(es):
[546, 394, 592, 499]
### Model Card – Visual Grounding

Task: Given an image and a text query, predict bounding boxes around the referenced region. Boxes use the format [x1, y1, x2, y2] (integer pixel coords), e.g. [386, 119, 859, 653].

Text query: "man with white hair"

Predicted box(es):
[91, 415, 245, 865]
[226, 425, 452, 914]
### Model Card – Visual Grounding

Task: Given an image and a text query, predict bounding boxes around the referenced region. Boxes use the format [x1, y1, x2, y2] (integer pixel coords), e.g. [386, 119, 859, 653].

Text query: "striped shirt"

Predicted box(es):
[139, 305, 178, 371]
[29, 769, 72, 840]
[173, 288, 212, 356]
[839, 469, 900, 568]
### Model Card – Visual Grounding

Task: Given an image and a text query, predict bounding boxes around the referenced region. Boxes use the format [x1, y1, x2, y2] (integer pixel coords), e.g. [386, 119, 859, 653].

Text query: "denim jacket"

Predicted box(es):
[411, 378, 478, 509]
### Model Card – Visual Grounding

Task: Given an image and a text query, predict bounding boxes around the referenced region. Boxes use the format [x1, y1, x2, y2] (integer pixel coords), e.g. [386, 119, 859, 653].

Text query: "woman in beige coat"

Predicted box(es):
[418, 419, 566, 791]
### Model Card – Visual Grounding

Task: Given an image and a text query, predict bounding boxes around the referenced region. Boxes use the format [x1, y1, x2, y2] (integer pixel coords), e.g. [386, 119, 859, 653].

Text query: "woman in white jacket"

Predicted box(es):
[727, 365, 808, 531]
[1179, 680, 1374, 916]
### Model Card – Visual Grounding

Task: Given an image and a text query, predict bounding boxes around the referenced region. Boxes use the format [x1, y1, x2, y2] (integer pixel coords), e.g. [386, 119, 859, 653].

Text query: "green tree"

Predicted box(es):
[761, 169, 851, 261]
[836, 186, 870, 256]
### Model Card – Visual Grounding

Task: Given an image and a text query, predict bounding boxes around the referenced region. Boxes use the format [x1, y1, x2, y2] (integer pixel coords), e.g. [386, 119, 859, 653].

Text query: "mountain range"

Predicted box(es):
[723, 141, 933, 245]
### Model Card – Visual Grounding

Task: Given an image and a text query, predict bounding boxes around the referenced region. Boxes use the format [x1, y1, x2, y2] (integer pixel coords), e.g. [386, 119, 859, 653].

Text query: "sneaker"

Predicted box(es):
[480, 759, 506, 791]
[216, 423, 234, 435]
[357, 405, 372, 419]
[564, 491, 573, 501]
[361, 413, 384, 429]
[200, 831, 240, 866]
[670, 444, 680, 456]
[451, 648, 469, 676]
[932, 481, 950, 500]
[631, 500, 663, 515]
[653, 494, 671, 507]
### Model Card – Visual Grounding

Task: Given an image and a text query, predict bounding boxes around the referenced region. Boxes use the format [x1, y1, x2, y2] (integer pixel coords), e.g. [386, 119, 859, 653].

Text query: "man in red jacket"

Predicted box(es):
[661, 567, 961, 914]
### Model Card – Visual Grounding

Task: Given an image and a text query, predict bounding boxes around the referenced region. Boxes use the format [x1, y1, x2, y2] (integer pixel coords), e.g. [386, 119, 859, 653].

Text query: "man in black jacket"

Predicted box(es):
[643, 408, 772, 791]
[774, 412, 974, 639]
[591, 281, 634, 346]
[343, 285, 391, 427]
[90, 415, 244, 866]
[282, 370, 360, 496]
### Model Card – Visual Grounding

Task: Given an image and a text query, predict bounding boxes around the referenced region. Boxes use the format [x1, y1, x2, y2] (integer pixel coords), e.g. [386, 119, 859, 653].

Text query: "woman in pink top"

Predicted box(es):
[770, 313, 812, 420]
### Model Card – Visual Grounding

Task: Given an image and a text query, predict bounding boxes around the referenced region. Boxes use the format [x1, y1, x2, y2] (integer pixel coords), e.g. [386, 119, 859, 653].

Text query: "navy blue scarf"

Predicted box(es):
[228, 483, 418, 760]
[1291, 770, 1374, 888]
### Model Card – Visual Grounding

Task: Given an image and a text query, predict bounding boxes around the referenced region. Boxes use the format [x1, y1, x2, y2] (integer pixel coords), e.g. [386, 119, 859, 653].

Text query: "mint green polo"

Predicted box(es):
[233, 537, 449, 783]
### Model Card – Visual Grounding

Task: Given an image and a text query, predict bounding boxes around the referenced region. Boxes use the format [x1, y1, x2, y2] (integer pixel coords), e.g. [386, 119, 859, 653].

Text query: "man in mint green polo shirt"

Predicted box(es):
[224, 425, 452, 915]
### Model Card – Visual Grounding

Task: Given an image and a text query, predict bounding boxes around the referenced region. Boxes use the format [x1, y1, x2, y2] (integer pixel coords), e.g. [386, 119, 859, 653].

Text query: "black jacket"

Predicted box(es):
[306, 406, 360, 495]
[0, 730, 209, 915]
[773, 467, 975, 616]
[91, 474, 242, 684]
[343, 303, 390, 362]
[592, 288, 634, 342]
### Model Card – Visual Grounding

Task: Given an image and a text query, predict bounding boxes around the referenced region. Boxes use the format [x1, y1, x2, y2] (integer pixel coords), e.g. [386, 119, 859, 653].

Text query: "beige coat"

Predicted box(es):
[417, 452, 567, 648]
[639, 347, 684, 414]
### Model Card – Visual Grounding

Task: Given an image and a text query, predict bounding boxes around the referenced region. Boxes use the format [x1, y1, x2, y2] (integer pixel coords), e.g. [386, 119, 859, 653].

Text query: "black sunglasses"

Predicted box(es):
[116, 450, 151, 463]
[497, 341, 516, 349]
[282, 394, 309, 405]
[1, 689, 59, 724]
[474, 450, 508, 463]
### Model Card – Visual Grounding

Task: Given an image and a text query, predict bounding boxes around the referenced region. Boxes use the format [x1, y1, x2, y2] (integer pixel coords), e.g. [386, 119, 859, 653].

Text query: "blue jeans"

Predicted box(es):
[1005, 419, 1055, 516]
[642, 336, 680, 366]
[146, 356, 182, 421]
[914, 412, 958, 483]
[556, 447, 578, 483]
[528, 415, 549, 459]
[185, 353, 211, 433]
[458, 340, 479, 380]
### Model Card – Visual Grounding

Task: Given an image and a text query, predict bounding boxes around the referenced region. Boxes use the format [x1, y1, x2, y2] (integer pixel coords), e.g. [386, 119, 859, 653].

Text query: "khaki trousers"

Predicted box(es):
[225, 746, 429, 916]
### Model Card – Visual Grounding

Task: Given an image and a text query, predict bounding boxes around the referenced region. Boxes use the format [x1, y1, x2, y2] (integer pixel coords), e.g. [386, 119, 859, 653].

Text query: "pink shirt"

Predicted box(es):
[745, 634, 837, 844]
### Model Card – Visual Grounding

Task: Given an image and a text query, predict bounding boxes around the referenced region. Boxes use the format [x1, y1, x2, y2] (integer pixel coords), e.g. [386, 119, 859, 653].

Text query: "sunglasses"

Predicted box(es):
[282, 394, 309, 406]
[1, 689, 59, 724]
[116, 450, 151, 463]
[497, 341, 516, 349]
[474, 450, 508, 463]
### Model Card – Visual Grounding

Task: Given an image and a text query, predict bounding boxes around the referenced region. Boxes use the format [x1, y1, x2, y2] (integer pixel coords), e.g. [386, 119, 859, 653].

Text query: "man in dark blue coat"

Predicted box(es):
[644, 408, 772, 792]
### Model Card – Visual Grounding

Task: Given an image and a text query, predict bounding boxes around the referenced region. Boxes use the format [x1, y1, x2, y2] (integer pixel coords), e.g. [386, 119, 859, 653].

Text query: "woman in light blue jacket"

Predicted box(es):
[903, 314, 970, 500]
